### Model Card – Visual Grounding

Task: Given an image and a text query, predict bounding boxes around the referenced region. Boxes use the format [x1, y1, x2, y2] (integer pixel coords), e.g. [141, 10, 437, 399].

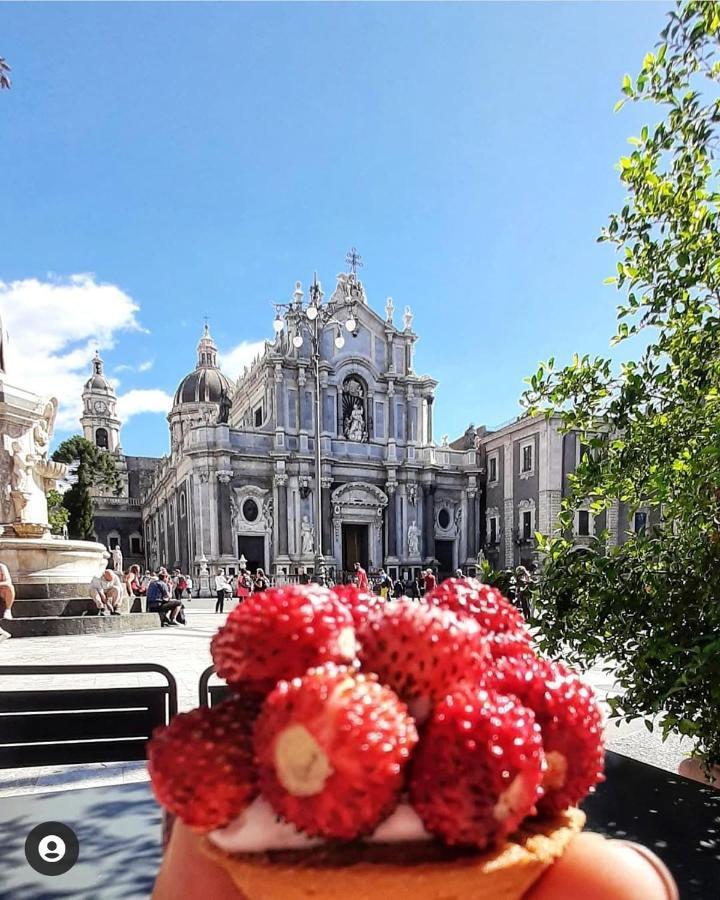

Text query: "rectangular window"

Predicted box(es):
[130, 537, 142, 555]
[109, 536, 120, 550]
[578, 510, 590, 536]
[488, 455, 498, 484]
[254, 405, 263, 428]
[489, 517, 498, 544]
[521, 443, 533, 473]
[374, 401, 385, 439]
[522, 511, 532, 540]
[634, 511, 647, 534]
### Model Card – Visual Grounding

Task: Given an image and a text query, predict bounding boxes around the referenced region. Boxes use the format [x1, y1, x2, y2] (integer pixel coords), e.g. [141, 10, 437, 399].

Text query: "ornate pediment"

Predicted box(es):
[332, 481, 388, 511]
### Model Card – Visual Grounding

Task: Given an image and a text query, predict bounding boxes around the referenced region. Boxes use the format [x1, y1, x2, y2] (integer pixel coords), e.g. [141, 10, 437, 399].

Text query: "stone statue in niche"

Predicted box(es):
[111, 546, 123, 573]
[408, 520, 421, 557]
[341, 376, 368, 443]
[408, 484, 417, 507]
[345, 405, 365, 442]
[300, 515, 314, 555]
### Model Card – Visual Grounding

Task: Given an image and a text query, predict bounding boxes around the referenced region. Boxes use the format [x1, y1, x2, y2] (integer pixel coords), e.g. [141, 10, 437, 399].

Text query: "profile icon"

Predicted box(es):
[25, 822, 79, 876]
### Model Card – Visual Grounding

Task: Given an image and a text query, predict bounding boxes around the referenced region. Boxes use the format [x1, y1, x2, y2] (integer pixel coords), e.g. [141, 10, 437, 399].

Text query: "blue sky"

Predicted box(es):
[0, 2, 665, 456]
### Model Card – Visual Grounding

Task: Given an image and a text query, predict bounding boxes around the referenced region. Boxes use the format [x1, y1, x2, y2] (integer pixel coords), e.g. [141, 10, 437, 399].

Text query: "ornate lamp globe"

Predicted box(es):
[273, 315, 284, 334]
[345, 315, 357, 332]
[334, 331, 345, 350]
[292, 333, 304, 349]
[306, 303, 318, 321]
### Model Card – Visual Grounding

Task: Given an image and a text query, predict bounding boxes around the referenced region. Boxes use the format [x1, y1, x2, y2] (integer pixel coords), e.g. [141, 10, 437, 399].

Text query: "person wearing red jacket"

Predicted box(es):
[353, 561, 369, 592]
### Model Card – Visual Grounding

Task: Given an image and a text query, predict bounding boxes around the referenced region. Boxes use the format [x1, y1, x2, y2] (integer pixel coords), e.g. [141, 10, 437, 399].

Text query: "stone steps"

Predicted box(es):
[2, 613, 160, 638]
[11, 597, 98, 618]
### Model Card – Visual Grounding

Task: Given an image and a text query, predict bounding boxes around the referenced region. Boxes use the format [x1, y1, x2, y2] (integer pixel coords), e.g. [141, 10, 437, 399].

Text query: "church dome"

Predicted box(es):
[84, 351, 113, 392]
[173, 324, 232, 406]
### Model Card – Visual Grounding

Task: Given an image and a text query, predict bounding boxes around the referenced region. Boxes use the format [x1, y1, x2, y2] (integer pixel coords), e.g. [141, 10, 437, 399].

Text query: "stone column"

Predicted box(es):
[321, 478, 333, 559]
[423, 485, 435, 561]
[387, 486, 397, 558]
[466, 490, 477, 559]
[275, 475, 289, 556]
[426, 396, 434, 445]
[217, 471, 233, 556]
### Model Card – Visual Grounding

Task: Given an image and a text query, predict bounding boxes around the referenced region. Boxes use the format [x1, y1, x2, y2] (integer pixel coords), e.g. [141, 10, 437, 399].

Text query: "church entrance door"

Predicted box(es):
[435, 539, 454, 579]
[237, 535, 265, 573]
[342, 524, 368, 574]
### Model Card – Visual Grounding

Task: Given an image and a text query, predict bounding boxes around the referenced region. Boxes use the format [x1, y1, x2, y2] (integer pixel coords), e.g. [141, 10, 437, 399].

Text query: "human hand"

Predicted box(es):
[526, 832, 678, 899]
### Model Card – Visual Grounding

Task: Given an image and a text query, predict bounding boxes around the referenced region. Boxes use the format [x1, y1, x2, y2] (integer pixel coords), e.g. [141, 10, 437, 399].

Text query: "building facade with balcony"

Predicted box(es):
[141, 273, 484, 585]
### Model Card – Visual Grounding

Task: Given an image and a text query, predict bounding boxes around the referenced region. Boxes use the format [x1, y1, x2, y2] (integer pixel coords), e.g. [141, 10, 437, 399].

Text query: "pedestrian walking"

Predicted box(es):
[214, 568, 232, 613]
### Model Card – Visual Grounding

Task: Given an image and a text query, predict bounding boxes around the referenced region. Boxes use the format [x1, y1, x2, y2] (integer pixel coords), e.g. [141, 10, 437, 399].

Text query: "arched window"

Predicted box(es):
[341, 376, 368, 442]
[95, 427, 109, 449]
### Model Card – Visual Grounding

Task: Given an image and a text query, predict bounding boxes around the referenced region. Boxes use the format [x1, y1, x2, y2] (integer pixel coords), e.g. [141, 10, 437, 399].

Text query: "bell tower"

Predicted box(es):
[80, 351, 122, 453]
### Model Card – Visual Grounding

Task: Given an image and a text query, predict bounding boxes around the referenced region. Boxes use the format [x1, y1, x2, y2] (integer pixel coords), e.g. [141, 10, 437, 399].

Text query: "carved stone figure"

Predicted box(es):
[408, 520, 421, 557]
[300, 515, 314, 555]
[218, 388, 231, 425]
[403, 305, 414, 332]
[344, 404, 365, 442]
[10, 442, 31, 494]
[408, 484, 417, 507]
[385, 296, 394, 324]
[32, 400, 56, 457]
[111, 546, 123, 573]
[441, 434, 449, 448]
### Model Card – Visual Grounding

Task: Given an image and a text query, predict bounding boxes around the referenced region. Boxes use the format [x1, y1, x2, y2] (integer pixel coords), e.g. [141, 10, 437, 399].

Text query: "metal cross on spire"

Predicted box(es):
[345, 247, 363, 275]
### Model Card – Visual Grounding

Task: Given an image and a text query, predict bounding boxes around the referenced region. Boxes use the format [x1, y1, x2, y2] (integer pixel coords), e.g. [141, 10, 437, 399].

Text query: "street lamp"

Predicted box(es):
[271, 264, 362, 575]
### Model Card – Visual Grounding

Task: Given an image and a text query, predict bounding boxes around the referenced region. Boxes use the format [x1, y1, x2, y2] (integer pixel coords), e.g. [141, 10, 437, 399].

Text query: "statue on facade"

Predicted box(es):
[300, 515, 314, 555]
[403, 305, 414, 332]
[408, 483, 417, 507]
[441, 434, 449, 447]
[385, 296, 394, 324]
[344, 404, 366, 442]
[111, 545, 123, 573]
[218, 388, 231, 425]
[408, 520, 421, 557]
[32, 400, 56, 458]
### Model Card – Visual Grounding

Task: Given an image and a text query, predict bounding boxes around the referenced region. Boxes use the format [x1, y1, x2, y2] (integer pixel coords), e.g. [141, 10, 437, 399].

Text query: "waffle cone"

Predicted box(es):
[199, 807, 585, 900]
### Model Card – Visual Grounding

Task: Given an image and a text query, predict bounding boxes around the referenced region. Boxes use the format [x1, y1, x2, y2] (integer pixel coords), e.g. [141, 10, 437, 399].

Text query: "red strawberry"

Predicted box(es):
[332, 583, 383, 630]
[358, 600, 491, 721]
[487, 657, 604, 814]
[487, 628, 537, 662]
[148, 695, 257, 832]
[254, 665, 418, 840]
[427, 578, 526, 633]
[211, 584, 356, 690]
[410, 688, 544, 848]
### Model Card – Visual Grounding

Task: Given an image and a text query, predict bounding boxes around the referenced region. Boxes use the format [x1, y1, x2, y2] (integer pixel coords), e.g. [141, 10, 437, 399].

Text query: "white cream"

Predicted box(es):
[208, 797, 431, 854]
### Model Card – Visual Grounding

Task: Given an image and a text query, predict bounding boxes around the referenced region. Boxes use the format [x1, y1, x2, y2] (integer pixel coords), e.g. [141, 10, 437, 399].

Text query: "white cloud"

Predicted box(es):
[218, 340, 268, 380]
[116, 388, 173, 423]
[114, 358, 154, 375]
[0, 274, 144, 431]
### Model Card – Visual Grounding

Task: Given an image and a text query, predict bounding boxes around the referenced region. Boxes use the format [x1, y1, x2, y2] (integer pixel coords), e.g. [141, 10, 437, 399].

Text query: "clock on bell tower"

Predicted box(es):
[80, 350, 123, 453]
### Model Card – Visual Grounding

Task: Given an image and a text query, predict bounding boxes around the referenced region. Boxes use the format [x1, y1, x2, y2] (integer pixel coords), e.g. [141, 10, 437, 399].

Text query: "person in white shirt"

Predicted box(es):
[214, 569, 231, 613]
[89, 569, 123, 616]
[0, 561, 14, 641]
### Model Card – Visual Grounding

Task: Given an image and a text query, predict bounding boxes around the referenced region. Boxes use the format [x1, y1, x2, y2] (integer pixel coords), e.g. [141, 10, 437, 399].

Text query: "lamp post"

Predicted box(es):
[272, 266, 362, 576]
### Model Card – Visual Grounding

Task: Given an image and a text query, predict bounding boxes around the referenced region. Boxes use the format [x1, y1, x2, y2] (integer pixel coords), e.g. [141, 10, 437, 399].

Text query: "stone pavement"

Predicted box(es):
[0, 603, 692, 797]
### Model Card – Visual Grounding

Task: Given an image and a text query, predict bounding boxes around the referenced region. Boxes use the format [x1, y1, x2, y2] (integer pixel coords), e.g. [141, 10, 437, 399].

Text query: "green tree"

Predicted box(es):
[523, 1, 720, 767]
[47, 489, 69, 536]
[52, 436, 121, 541]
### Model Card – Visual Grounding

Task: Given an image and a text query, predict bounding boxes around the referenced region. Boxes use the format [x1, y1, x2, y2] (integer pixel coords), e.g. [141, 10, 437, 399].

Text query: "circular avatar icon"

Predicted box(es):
[25, 822, 79, 876]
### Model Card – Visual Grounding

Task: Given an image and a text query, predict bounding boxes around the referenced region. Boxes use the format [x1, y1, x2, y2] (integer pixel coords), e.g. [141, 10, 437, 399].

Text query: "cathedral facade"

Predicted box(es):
[141, 272, 483, 585]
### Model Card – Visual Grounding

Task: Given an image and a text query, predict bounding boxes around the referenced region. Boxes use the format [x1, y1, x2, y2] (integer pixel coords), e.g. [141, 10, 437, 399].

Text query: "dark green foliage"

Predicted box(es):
[523, 2, 720, 766]
[52, 436, 121, 541]
[46, 489, 69, 536]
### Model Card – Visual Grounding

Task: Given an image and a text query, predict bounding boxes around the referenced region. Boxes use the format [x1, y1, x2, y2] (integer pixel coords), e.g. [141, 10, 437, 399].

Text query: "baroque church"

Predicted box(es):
[81, 263, 643, 588]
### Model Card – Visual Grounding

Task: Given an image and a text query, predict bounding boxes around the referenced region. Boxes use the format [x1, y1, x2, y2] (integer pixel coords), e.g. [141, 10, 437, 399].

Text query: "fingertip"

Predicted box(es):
[526, 832, 677, 900]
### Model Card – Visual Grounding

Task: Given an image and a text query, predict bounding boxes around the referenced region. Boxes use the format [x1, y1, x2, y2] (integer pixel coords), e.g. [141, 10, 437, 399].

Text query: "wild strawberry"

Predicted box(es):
[148, 695, 257, 832]
[487, 627, 537, 662]
[488, 657, 605, 814]
[427, 578, 526, 633]
[410, 688, 544, 848]
[211, 585, 356, 690]
[332, 583, 383, 630]
[254, 665, 418, 840]
[358, 600, 491, 721]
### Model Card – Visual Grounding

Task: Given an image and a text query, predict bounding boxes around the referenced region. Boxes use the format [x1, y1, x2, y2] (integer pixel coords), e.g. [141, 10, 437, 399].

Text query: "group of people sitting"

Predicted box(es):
[88, 565, 190, 627]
